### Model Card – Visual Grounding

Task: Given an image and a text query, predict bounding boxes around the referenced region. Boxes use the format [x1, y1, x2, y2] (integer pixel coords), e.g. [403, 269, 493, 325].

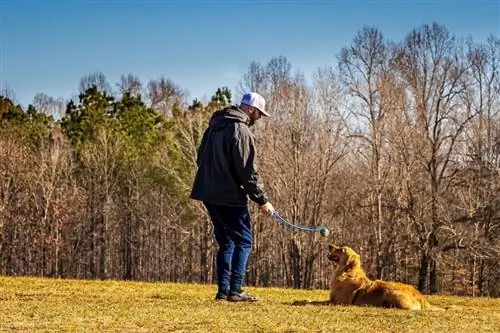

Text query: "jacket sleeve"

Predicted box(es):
[232, 125, 269, 206]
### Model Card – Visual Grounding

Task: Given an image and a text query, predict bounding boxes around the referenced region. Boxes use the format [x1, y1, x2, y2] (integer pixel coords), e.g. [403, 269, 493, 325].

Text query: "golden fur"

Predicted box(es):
[294, 244, 444, 310]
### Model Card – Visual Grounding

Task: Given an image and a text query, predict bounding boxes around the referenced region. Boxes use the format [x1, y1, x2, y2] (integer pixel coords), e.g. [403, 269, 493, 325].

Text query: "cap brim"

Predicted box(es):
[260, 110, 270, 117]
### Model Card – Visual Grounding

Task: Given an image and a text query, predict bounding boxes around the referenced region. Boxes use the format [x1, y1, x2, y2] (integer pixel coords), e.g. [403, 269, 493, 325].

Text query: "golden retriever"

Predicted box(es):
[294, 244, 444, 310]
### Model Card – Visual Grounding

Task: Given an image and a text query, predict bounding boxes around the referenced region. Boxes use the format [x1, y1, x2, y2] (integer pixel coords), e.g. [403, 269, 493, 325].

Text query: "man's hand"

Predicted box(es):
[259, 202, 275, 217]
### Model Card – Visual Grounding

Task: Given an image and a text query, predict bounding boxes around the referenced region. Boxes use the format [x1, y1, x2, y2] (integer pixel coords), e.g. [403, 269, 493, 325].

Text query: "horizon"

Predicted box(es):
[1, 0, 499, 108]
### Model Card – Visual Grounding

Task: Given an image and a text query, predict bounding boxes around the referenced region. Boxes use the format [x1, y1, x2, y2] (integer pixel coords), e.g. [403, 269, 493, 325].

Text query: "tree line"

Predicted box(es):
[1, 22, 498, 296]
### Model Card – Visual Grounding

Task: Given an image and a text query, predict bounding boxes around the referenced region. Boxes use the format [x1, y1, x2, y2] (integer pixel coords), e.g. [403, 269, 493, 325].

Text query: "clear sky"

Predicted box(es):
[1, 0, 499, 108]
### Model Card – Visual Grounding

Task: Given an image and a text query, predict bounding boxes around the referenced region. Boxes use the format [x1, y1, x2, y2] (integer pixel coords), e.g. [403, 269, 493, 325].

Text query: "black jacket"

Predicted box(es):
[190, 105, 268, 207]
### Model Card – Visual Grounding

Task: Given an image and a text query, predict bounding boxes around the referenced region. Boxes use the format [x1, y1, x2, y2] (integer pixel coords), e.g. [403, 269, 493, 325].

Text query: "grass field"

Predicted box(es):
[0, 276, 499, 332]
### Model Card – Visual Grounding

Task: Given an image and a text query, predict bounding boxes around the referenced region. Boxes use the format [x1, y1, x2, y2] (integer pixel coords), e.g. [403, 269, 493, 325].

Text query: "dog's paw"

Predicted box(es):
[291, 299, 310, 306]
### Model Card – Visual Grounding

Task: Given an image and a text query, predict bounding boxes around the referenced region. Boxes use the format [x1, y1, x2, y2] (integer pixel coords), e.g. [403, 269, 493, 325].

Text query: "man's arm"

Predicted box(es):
[232, 126, 268, 206]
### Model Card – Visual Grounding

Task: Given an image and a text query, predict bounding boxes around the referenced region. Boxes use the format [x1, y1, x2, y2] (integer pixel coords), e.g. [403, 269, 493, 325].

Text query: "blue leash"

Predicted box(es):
[272, 211, 324, 233]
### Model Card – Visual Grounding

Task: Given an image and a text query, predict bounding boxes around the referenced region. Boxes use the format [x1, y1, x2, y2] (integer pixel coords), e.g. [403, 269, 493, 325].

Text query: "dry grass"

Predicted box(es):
[0, 276, 499, 332]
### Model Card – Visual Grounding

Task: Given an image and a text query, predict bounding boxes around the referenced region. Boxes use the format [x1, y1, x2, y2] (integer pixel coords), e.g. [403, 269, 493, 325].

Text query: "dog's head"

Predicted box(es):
[326, 244, 361, 272]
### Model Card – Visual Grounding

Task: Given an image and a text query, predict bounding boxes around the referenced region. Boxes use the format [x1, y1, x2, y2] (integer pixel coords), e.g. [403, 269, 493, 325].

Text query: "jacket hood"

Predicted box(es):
[209, 106, 250, 131]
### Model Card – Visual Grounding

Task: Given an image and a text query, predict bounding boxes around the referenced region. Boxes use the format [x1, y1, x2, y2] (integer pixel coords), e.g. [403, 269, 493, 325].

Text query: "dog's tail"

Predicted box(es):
[427, 304, 447, 311]
[422, 299, 459, 311]
[421, 299, 447, 311]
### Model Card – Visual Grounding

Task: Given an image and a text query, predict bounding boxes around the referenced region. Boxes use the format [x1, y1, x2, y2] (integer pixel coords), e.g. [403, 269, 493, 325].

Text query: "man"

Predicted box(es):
[190, 92, 275, 302]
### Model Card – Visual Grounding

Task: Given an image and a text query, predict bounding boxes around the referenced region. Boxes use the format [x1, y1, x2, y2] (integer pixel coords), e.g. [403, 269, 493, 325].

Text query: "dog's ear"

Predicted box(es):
[344, 253, 359, 272]
[344, 260, 355, 272]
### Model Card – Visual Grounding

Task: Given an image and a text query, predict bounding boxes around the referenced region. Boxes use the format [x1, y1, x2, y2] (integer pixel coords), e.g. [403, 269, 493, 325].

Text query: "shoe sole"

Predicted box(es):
[227, 297, 258, 302]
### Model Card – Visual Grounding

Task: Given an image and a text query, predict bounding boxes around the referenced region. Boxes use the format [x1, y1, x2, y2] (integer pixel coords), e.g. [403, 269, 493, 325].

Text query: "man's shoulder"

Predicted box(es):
[233, 122, 253, 138]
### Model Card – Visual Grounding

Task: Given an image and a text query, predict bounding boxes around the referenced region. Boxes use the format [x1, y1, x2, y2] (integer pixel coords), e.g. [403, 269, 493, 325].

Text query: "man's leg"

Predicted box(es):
[205, 202, 257, 302]
[203, 202, 234, 299]
[224, 206, 258, 302]
[227, 206, 252, 293]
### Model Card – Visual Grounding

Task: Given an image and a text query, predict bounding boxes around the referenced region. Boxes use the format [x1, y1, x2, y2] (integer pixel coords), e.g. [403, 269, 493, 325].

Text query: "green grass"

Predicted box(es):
[0, 276, 499, 332]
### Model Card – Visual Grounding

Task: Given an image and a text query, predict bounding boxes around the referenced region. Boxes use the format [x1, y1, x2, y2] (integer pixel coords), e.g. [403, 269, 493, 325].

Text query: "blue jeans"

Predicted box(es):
[203, 202, 252, 294]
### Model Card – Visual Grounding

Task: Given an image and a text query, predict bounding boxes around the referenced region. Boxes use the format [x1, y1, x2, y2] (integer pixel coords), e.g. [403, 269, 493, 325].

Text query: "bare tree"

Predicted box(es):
[32, 138, 74, 276]
[79, 71, 112, 94]
[0, 85, 17, 103]
[266, 55, 293, 94]
[242, 56, 349, 288]
[147, 76, 187, 117]
[77, 128, 123, 279]
[338, 26, 393, 279]
[393, 23, 473, 293]
[33, 93, 66, 119]
[238, 61, 268, 95]
[160, 105, 218, 283]
[116, 74, 143, 97]
[0, 139, 29, 275]
[451, 34, 500, 296]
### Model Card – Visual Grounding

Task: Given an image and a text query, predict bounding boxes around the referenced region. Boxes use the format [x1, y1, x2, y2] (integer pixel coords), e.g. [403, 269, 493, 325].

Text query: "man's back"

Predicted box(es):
[190, 105, 259, 207]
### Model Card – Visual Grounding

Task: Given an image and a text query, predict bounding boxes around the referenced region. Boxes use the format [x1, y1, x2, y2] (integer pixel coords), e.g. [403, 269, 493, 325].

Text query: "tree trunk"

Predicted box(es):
[477, 259, 485, 296]
[123, 206, 132, 280]
[289, 240, 301, 289]
[429, 257, 438, 294]
[303, 253, 316, 289]
[418, 252, 429, 292]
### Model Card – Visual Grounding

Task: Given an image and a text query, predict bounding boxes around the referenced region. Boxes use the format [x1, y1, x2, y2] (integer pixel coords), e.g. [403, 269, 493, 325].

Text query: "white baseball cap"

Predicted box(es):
[241, 92, 270, 117]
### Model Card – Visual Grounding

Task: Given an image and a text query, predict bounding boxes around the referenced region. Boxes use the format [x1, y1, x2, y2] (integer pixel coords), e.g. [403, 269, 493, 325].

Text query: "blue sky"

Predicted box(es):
[1, 0, 499, 108]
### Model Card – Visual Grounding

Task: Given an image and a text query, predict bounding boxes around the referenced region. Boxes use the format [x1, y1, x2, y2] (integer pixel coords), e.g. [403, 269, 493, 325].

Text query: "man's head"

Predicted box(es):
[240, 92, 270, 126]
